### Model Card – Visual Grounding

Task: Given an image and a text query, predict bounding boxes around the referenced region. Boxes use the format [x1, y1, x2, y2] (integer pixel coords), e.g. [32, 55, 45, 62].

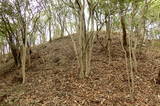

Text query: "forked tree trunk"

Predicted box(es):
[79, 2, 92, 78]
[75, 0, 95, 78]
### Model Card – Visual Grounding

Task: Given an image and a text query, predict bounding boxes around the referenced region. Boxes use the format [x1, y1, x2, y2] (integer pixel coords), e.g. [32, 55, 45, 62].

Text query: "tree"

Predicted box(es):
[0, 1, 21, 66]
[118, 0, 129, 55]
[0, 0, 42, 83]
[62, 0, 97, 78]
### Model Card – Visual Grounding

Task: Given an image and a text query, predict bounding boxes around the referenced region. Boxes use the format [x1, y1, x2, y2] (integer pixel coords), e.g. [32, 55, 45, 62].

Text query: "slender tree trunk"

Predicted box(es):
[0, 49, 2, 62]
[142, 0, 149, 43]
[2, 45, 5, 56]
[61, 27, 64, 38]
[130, 2, 138, 74]
[120, 32, 131, 90]
[121, 15, 127, 47]
[48, 7, 52, 42]
[40, 35, 42, 44]
[65, 20, 80, 65]
[157, 70, 160, 84]
[21, 15, 27, 84]
[21, 43, 26, 84]
[49, 19, 52, 42]
[120, 15, 129, 57]
[79, 9, 86, 78]
[85, 16, 94, 77]
[27, 41, 31, 67]
[0, 47, 1, 57]
[128, 33, 135, 101]
[21, 21, 27, 84]
[105, 14, 112, 64]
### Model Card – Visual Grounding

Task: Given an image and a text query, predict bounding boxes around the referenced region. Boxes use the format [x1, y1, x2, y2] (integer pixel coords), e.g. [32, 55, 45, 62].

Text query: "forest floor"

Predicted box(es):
[0, 32, 160, 106]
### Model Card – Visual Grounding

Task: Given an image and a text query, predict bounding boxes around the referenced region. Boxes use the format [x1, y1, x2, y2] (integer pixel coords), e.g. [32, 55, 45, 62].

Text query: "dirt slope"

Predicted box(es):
[0, 32, 160, 106]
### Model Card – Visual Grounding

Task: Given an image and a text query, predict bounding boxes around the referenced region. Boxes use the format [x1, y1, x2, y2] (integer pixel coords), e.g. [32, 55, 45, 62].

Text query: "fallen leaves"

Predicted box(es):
[0, 34, 160, 105]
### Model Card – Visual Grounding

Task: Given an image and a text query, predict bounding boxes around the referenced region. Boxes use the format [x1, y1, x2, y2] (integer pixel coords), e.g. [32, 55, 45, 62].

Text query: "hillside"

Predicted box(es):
[0, 32, 160, 106]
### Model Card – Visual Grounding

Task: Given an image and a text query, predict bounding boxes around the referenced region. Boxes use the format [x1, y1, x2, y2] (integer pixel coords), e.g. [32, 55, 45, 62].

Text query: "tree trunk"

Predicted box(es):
[21, 15, 27, 84]
[8, 39, 21, 66]
[2, 45, 5, 55]
[157, 70, 160, 84]
[105, 14, 112, 64]
[142, 0, 149, 43]
[76, 0, 95, 78]
[21, 43, 26, 84]
[27, 41, 31, 67]
[121, 15, 127, 47]
[79, 4, 88, 78]
[49, 19, 52, 42]
[79, 10, 86, 78]
[128, 32, 135, 101]
[120, 15, 129, 57]
[11, 46, 19, 65]
[21, 25, 27, 84]
[61, 27, 64, 38]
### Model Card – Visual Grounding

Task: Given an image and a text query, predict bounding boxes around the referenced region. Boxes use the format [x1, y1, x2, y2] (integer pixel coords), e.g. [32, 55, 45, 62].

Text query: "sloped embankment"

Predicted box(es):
[0, 32, 160, 105]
